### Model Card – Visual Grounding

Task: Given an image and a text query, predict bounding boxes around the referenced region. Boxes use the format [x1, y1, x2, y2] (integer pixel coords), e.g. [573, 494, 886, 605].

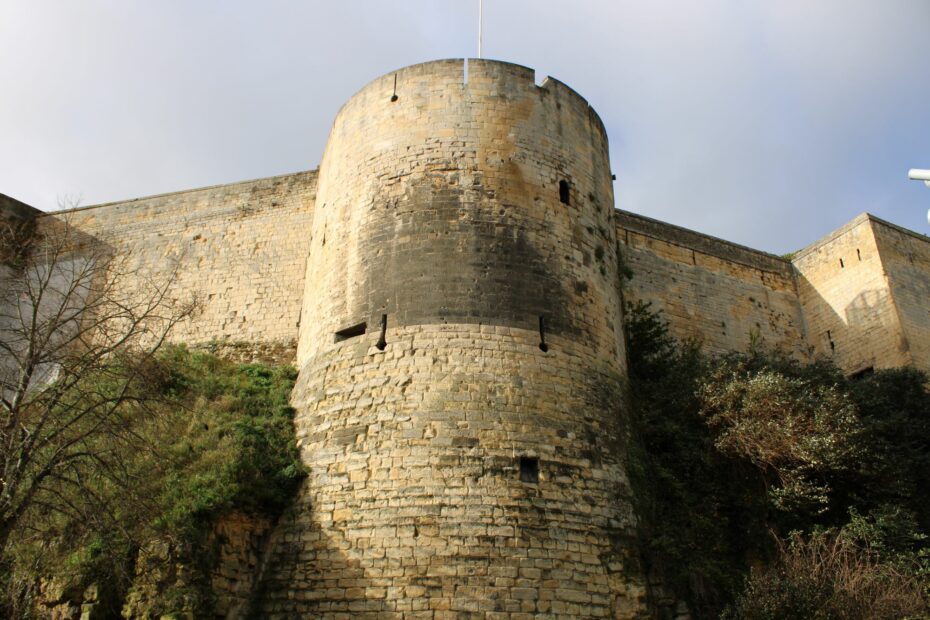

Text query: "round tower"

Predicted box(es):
[263, 59, 646, 618]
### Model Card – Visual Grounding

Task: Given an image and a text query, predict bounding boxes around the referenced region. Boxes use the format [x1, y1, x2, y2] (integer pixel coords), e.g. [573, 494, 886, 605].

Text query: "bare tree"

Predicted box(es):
[0, 208, 196, 556]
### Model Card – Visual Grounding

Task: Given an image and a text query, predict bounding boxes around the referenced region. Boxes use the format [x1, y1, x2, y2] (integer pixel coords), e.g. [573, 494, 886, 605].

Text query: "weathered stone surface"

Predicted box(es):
[6, 58, 930, 618]
[792, 213, 930, 375]
[616, 210, 807, 359]
[209, 512, 274, 619]
[263, 59, 649, 617]
[28, 170, 317, 351]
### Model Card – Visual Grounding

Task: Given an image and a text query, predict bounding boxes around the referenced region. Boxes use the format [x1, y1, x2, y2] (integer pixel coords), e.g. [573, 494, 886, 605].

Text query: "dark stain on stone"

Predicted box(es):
[356, 174, 583, 340]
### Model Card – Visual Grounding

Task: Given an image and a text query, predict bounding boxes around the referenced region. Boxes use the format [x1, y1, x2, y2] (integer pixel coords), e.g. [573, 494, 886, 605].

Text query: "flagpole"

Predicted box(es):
[478, 0, 483, 59]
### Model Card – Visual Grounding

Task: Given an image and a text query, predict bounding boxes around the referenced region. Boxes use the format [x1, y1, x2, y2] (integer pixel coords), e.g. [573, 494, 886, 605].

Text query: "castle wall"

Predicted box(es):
[616, 210, 808, 358]
[8, 54, 930, 619]
[35, 171, 317, 361]
[792, 214, 910, 373]
[870, 218, 930, 375]
[268, 59, 647, 618]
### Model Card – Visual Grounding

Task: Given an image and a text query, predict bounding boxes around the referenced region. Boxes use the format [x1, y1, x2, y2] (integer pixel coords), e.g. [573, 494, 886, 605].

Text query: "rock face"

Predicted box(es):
[257, 59, 648, 617]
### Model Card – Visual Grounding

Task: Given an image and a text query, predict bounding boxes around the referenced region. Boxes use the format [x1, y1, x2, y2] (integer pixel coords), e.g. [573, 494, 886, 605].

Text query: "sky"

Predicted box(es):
[1, 1, 928, 254]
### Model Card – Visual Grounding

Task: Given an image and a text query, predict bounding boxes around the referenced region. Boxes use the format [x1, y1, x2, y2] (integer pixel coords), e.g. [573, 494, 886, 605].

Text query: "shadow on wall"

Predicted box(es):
[795, 274, 909, 374]
[252, 323, 646, 617]
[1, 213, 115, 393]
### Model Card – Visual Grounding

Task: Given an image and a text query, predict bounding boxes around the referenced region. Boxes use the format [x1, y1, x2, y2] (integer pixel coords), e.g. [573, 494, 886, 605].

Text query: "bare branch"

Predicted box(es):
[0, 209, 197, 554]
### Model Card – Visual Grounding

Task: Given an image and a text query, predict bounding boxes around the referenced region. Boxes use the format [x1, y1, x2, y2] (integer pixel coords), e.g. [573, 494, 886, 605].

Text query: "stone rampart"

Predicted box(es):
[871, 217, 930, 375]
[7, 56, 930, 619]
[265, 325, 644, 617]
[35, 171, 317, 362]
[616, 210, 808, 358]
[793, 214, 910, 373]
[298, 58, 622, 365]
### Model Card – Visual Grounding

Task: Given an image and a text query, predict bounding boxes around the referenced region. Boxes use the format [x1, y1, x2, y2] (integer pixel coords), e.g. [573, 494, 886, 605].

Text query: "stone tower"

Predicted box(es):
[261, 59, 646, 618]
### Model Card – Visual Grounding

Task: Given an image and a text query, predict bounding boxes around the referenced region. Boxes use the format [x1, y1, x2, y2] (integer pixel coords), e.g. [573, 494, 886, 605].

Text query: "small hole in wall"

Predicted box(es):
[857, 248, 861, 261]
[519, 457, 539, 483]
[840, 258, 845, 268]
[559, 180, 570, 205]
[334, 322, 367, 342]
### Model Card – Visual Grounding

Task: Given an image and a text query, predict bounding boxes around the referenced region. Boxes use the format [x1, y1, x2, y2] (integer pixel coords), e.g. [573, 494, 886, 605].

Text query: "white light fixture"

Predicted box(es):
[907, 170, 930, 225]
[909, 168, 930, 186]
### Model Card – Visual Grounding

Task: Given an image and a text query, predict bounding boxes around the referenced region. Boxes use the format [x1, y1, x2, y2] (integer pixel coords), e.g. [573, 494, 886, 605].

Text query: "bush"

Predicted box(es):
[724, 527, 928, 620]
[0, 346, 305, 618]
[699, 354, 864, 517]
[624, 302, 930, 618]
[625, 302, 762, 616]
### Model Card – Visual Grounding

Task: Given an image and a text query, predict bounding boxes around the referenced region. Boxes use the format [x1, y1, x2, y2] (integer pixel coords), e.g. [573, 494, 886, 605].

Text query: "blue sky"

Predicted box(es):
[1, 1, 928, 253]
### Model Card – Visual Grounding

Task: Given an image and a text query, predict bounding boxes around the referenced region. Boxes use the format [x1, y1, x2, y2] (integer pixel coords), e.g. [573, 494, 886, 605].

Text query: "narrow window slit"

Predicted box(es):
[519, 457, 539, 483]
[857, 248, 861, 261]
[335, 322, 367, 342]
[376, 314, 387, 350]
[840, 258, 844, 268]
[538, 315, 549, 352]
[559, 180, 570, 205]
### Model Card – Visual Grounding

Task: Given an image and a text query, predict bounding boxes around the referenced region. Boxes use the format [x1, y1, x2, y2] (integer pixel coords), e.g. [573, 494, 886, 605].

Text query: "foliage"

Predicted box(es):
[847, 368, 930, 532]
[625, 301, 763, 616]
[0, 347, 305, 618]
[723, 522, 928, 620]
[623, 301, 930, 618]
[699, 354, 863, 517]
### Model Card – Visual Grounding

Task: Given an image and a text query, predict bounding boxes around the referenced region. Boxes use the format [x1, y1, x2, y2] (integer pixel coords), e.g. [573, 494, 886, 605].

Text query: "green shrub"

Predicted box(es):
[625, 301, 761, 616]
[724, 525, 928, 620]
[0, 346, 305, 618]
[624, 302, 930, 618]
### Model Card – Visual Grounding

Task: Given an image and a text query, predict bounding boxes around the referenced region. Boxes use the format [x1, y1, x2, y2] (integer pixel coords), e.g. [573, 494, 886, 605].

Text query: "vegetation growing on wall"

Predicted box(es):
[0, 347, 305, 618]
[625, 301, 930, 619]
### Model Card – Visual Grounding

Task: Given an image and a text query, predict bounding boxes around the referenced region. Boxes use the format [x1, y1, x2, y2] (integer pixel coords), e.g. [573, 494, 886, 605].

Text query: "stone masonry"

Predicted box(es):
[259, 59, 647, 617]
[3, 58, 930, 617]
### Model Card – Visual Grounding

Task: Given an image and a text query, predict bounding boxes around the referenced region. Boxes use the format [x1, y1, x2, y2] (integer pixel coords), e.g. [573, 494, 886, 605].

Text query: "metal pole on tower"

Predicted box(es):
[478, 0, 483, 58]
